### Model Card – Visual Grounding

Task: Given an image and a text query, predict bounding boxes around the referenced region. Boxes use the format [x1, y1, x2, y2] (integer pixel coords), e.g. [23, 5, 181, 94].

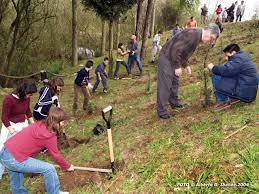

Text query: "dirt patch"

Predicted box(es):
[59, 170, 104, 191]
[187, 167, 203, 181]
[58, 135, 90, 149]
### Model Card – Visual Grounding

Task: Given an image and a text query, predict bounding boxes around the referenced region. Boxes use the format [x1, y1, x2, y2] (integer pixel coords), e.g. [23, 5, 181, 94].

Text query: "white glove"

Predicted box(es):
[67, 164, 75, 171]
[175, 68, 182, 77]
[207, 63, 214, 70]
[87, 83, 93, 89]
[52, 96, 58, 102]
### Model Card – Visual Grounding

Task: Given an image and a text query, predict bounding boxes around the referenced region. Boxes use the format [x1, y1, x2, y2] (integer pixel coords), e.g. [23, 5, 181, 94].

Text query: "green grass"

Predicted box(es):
[0, 20, 258, 193]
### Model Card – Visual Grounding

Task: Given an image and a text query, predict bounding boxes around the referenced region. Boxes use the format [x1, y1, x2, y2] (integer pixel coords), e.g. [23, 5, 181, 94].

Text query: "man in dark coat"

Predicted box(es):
[157, 23, 221, 119]
[227, 1, 238, 22]
[208, 44, 258, 105]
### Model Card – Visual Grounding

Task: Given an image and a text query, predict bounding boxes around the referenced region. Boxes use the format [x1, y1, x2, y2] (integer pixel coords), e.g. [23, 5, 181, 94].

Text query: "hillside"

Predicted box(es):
[0, 21, 258, 193]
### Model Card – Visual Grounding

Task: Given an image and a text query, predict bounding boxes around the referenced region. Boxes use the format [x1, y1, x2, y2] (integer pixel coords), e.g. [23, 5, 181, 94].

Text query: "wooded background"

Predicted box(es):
[0, 0, 200, 86]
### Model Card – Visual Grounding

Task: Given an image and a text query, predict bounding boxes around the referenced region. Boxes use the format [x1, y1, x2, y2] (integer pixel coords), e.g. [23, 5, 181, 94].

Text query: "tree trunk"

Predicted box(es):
[149, 0, 156, 38]
[140, 0, 154, 59]
[116, 18, 120, 48]
[100, 20, 106, 56]
[72, 0, 78, 66]
[108, 18, 114, 78]
[135, 0, 144, 41]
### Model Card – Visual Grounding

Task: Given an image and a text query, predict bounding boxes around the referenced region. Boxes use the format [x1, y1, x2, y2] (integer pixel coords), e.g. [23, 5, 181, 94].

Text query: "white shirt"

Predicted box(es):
[237, 4, 245, 15]
[152, 34, 160, 47]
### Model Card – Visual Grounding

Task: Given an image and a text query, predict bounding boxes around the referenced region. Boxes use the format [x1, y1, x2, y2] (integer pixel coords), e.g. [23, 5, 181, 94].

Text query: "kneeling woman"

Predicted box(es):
[208, 43, 258, 107]
[0, 107, 74, 194]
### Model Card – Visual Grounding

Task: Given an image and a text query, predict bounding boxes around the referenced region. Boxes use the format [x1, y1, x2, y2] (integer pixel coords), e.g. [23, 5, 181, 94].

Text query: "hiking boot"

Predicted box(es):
[113, 77, 119, 80]
[159, 114, 170, 119]
[103, 89, 108, 94]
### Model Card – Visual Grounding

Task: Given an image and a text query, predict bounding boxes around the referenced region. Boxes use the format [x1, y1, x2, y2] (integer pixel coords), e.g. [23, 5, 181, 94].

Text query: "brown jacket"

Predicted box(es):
[161, 29, 202, 68]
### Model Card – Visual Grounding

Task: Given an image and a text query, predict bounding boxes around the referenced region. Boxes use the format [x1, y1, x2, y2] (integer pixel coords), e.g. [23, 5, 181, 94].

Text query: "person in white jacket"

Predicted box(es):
[151, 31, 163, 63]
[236, 0, 245, 22]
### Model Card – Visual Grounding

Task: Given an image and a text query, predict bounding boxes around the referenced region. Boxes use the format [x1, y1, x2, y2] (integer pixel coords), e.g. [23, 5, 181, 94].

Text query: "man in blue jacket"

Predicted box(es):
[92, 57, 109, 93]
[208, 43, 258, 108]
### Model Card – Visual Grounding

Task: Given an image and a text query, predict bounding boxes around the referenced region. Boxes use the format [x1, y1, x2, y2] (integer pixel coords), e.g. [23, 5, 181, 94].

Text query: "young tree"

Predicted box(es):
[140, 0, 154, 59]
[81, 0, 137, 77]
[72, 0, 78, 66]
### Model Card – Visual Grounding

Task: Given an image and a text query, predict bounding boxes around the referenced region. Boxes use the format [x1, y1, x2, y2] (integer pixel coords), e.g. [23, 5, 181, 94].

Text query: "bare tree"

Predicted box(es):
[116, 18, 120, 49]
[100, 20, 106, 56]
[108, 17, 114, 77]
[1, 0, 54, 74]
[72, 0, 78, 66]
[135, 0, 144, 41]
[140, 0, 154, 59]
[149, 0, 156, 38]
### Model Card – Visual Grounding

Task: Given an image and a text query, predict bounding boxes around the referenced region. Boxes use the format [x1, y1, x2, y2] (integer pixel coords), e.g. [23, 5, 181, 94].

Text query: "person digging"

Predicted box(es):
[157, 23, 221, 119]
[207, 43, 258, 111]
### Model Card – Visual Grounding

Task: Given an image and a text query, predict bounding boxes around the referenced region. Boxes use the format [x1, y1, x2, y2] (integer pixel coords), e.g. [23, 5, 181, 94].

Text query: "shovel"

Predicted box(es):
[102, 105, 115, 173]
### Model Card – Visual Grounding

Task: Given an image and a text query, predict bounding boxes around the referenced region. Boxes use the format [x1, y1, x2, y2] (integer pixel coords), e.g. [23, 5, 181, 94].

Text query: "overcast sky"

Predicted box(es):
[200, 0, 259, 20]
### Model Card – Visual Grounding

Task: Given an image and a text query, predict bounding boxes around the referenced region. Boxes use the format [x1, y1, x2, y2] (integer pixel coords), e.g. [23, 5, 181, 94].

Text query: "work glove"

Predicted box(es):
[67, 164, 75, 171]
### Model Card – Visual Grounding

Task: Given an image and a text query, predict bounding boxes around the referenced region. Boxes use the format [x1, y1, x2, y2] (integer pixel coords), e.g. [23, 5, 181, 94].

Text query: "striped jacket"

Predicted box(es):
[33, 86, 56, 117]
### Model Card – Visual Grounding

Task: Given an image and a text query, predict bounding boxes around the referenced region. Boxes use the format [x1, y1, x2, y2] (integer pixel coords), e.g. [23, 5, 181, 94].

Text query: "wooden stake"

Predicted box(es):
[224, 125, 247, 140]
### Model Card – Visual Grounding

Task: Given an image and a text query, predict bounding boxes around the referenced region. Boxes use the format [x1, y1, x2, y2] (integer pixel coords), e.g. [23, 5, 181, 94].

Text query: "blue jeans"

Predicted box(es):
[211, 74, 229, 103]
[0, 147, 60, 194]
[92, 72, 108, 92]
[128, 55, 142, 75]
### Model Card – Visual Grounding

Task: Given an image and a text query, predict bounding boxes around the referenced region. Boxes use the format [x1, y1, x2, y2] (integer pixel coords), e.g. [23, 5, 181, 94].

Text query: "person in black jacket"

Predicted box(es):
[208, 43, 258, 108]
[227, 1, 238, 22]
[33, 78, 64, 120]
[73, 60, 93, 112]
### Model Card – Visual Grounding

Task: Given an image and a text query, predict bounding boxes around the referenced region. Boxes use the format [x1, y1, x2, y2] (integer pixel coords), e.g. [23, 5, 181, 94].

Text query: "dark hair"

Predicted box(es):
[176, 23, 179, 26]
[43, 107, 68, 136]
[158, 30, 163, 34]
[118, 43, 123, 48]
[190, 16, 194, 19]
[49, 77, 64, 94]
[104, 57, 109, 61]
[118, 43, 125, 52]
[218, 4, 221, 8]
[85, 60, 93, 68]
[223, 44, 240, 53]
[14, 81, 37, 100]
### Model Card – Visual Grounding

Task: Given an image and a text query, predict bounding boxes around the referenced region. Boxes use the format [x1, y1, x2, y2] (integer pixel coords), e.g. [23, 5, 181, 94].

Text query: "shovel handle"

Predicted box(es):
[102, 106, 113, 129]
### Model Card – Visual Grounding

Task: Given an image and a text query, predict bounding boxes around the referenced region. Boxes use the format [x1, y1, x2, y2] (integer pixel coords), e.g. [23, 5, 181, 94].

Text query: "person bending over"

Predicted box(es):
[92, 57, 109, 93]
[0, 107, 74, 194]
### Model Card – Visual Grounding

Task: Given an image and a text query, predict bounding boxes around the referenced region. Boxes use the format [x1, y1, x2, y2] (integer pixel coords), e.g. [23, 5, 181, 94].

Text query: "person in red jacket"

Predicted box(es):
[0, 81, 37, 180]
[0, 107, 74, 194]
[215, 4, 223, 20]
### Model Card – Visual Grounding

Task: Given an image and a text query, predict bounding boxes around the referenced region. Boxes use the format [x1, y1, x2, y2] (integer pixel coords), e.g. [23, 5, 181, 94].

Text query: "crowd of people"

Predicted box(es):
[201, 1, 246, 24]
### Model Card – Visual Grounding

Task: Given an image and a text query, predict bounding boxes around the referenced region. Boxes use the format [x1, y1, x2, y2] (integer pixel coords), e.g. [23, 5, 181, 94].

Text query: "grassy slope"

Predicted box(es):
[0, 21, 258, 193]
